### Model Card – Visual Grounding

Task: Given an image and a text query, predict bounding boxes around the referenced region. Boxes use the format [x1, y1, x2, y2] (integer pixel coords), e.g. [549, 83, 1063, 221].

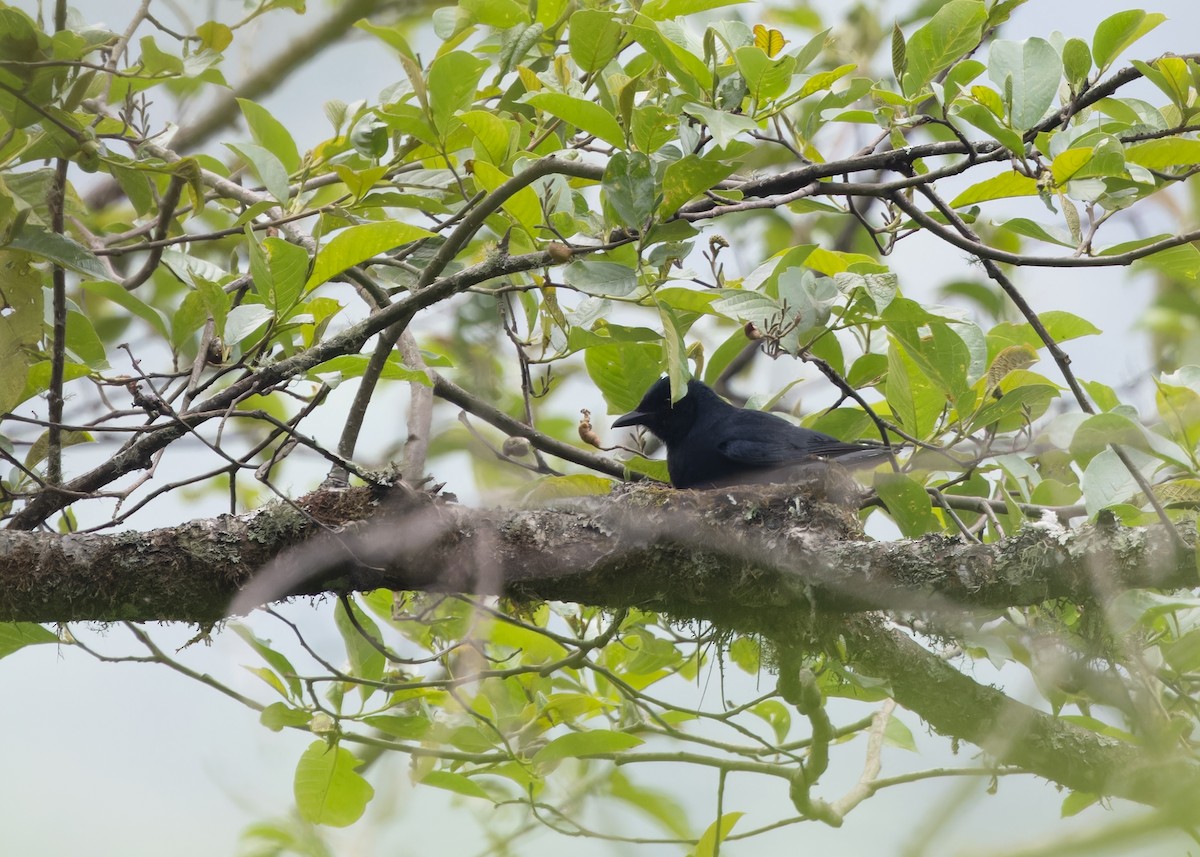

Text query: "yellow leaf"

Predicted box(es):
[753, 24, 786, 58]
[986, 344, 1039, 394]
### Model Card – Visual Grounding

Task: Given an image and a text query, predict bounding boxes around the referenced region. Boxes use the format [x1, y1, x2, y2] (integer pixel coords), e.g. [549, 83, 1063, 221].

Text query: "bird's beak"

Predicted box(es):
[612, 410, 649, 428]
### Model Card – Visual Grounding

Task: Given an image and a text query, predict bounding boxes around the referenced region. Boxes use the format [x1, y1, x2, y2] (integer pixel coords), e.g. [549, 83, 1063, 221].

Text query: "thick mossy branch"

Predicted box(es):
[840, 617, 1200, 812]
[0, 482, 1193, 624]
[5, 483, 1200, 811]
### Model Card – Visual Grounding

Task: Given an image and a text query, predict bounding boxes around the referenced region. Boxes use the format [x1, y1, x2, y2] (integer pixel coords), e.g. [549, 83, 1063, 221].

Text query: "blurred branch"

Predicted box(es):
[84, 0, 406, 211]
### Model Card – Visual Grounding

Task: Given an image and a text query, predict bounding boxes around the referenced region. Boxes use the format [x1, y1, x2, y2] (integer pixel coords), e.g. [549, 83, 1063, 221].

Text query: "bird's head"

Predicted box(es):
[612, 376, 706, 442]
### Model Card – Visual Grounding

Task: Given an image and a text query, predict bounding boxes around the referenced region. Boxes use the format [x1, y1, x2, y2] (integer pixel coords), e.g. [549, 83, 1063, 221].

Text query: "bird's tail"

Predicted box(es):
[809, 441, 896, 468]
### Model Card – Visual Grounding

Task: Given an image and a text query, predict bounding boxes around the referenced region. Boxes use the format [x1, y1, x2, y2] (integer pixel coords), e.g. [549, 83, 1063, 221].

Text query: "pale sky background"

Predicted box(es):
[3, 0, 1199, 855]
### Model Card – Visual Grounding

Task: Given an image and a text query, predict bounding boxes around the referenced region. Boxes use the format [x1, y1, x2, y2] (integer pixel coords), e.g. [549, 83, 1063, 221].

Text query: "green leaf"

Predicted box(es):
[891, 21, 907, 81]
[225, 142, 290, 204]
[533, 730, 643, 763]
[567, 324, 661, 351]
[65, 310, 108, 368]
[1134, 243, 1200, 280]
[997, 217, 1075, 247]
[632, 104, 679, 153]
[683, 103, 759, 148]
[24, 428, 93, 469]
[1092, 9, 1165, 72]
[224, 304, 274, 345]
[427, 51, 489, 133]
[526, 92, 626, 149]
[569, 9, 624, 72]
[728, 636, 760, 673]
[521, 474, 615, 503]
[260, 702, 313, 732]
[293, 741, 375, 828]
[610, 771, 691, 838]
[694, 812, 744, 857]
[16, 361, 89, 410]
[231, 623, 302, 699]
[564, 260, 639, 297]
[1132, 57, 1192, 111]
[461, 0, 527, 28]
[362, 714, 432, 740]
[248, 231, 309, 313]
[875, 472, 940, 537]
[884, 716, 917, 751]
[710, 289, 780, 323]
[902, 0, 988, 95]
[884, 336, 945, 438]
[0, 249, 45, 414]
[1125, 138, 1200, 171]
[196, 20, 233, 52]
[885, 313, 972, 411]
[949, 171, 1039, 207]
[654, 287, 716, 315]
[628, 20, 709, 99]
[0, 622, 57, 659]
[641, 0, 742, 18]
[658, 301, 689, 400]
[471, 160, 542, 235]
[586, 342, 663, 414]
[420, 770, 493, 801]
[953, 99, 1025, 155]
[1080, 446, 1151, 515]
[305, 221, 434, 291]
[603, 151, 657, 230]
[1070, 411, 1192, 470]
[749, 699, 791, 743]
[460, 110, 517, 165]
[333, 597, 386, 696]
[734, 46, 797, 104]
[1049, 147, 1096, 186]
[1061, 791, 1101, 817]
[838, 271, 898, 314]
[987, 311, 1101, 356]
[659, 155, 737, 215]
[969, 382, 1059, 433]
[82, 280, 170, 339]
[8, 225, 116, 282]
[1062, 38, 1092, 91]
[988, 38, 1062, 130]
[310, 353, 431, 385]
[237, 98, 301, 172]
[703, 327, 753, 386]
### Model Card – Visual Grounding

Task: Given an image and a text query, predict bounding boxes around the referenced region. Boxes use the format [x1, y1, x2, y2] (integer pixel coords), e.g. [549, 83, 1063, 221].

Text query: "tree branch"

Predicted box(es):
[2, 485, 1191, 626]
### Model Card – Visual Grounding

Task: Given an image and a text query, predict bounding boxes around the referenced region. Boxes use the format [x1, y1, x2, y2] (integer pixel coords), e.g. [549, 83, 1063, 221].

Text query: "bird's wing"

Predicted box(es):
[717, 433, 884, 467]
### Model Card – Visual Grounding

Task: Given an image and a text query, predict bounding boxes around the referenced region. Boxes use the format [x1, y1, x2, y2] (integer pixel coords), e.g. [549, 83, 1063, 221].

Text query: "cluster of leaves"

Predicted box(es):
[4, 0, 1200, 851]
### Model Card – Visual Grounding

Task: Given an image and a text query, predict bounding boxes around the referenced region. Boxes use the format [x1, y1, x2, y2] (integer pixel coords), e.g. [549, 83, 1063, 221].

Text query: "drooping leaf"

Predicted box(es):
[237, 98, 301, 172]
[0, 622, 57, 659]
[293, 741, 375, 828]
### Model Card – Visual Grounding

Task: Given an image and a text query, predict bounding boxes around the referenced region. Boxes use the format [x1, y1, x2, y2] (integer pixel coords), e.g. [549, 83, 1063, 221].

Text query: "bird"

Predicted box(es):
[612, 377, 891, 489]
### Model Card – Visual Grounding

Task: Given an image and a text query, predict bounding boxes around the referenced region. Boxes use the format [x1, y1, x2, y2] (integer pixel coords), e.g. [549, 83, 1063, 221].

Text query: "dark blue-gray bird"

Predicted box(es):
[613, 377, 890, 489]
